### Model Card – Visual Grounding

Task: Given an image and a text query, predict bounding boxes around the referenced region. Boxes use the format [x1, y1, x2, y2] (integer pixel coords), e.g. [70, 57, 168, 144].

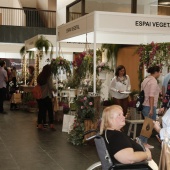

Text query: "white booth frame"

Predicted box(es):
[58, 11, 170, 93]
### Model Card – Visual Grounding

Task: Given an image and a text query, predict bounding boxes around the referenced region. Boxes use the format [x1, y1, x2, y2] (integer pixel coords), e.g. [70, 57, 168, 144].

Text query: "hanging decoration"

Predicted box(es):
[34, 35, 53, 60]
[136, 42, 170, 83]
[51, 56, 71, 76]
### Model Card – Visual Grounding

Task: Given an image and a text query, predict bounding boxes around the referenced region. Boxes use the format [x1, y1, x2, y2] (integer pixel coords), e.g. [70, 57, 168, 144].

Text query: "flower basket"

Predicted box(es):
[84, 119, 98, 140]
[51, 56, 71, 76]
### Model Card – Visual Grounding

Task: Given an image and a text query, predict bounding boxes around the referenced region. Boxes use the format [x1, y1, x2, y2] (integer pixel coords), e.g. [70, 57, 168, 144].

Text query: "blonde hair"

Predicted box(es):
[100, 105, 123, 134]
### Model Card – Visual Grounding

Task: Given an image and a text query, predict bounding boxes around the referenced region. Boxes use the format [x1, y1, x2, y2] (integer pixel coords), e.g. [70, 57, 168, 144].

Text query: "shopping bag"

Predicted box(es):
[62, 114, 75, 133]
[11, 93, 22, 104]
[53, 96, 59, 112]
[140, 117, 154, 138]
[32, 85, 42, 99]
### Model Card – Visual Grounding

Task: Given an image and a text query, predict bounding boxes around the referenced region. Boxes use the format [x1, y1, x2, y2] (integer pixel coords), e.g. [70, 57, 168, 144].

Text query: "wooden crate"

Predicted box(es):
[84, 119, 98, 140]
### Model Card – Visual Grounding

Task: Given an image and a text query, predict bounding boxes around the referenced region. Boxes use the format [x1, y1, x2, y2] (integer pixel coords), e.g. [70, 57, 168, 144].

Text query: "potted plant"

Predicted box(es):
[51, 56, 71, 76]
[96, 62, 111, 80]
[34, 35, 53, 60]
[68, 95, 96, 145]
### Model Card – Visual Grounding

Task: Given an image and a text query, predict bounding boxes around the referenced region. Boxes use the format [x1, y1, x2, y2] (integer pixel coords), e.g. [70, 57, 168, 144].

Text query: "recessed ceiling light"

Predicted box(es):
[159, 2, 170, 5]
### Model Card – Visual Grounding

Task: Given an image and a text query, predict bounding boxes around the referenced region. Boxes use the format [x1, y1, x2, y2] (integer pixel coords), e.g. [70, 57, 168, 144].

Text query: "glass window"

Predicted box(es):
[69, 1, 82, 21]
[85, 0, 131, 14]
[137, 0, 170, 16]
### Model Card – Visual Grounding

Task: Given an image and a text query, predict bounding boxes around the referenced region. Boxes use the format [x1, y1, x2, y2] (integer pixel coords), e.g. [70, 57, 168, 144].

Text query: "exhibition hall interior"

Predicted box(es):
[0, 0, 170, 169]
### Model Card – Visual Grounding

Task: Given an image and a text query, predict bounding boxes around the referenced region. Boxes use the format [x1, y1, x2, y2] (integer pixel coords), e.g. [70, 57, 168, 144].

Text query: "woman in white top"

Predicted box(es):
[109, 65, 131, 116]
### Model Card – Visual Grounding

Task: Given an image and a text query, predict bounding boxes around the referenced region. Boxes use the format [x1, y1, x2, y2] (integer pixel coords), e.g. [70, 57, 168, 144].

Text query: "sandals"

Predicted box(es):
[50, 124, 56, 131]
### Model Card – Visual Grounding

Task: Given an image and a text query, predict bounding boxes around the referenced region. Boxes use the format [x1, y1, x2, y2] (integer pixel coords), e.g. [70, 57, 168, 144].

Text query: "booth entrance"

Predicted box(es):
[58, 11, 170, 92]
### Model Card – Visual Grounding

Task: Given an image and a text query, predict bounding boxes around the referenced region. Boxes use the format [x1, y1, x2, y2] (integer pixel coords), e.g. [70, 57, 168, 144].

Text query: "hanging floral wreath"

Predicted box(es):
[137, 42, 170, 69]
[51, 56, 71, 76]
[136, 42, 170, 84]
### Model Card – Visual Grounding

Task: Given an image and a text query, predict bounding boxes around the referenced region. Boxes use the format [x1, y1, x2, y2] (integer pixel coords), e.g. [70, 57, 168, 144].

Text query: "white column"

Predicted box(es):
[56, 0, 58, 58]
[93, 13, 96, 94]
[144, 0, 158, 15]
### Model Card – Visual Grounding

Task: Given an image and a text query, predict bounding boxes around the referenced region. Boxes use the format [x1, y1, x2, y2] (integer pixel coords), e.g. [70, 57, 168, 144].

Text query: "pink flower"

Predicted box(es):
[81, 106, 84, 109]
[89, 102, 93, 105]
[84, 97, 87, 100]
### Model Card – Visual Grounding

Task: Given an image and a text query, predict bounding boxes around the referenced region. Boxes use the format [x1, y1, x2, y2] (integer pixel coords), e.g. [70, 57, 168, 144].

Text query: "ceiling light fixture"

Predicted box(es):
[159, 0, 170, 5]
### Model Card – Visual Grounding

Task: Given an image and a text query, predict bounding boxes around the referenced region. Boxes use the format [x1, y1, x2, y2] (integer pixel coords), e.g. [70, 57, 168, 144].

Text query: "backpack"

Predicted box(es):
[135, 79, 151, 111]
[32, 85, 42, 99]
[135, 90, 145, 111]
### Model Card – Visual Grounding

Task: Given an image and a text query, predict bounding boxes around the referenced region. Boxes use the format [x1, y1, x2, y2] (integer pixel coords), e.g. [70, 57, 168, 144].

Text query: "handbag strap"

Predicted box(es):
[141, 78, 153, 104]
[141, 78, 152, 91]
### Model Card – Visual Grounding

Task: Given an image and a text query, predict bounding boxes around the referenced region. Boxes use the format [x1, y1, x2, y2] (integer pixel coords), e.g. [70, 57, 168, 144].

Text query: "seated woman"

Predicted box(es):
[100, 105, 158, 169]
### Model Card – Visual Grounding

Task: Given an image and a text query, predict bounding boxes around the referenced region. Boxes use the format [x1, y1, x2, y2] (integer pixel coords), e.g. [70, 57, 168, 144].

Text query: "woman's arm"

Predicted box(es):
[149, 96, 154, 117]
[114, 148, 152, 164]
[110, 77, 119, 92]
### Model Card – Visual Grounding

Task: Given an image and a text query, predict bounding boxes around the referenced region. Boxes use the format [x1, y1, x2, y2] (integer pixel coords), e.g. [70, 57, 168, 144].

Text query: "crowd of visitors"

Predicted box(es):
[0, 58, 169, 168]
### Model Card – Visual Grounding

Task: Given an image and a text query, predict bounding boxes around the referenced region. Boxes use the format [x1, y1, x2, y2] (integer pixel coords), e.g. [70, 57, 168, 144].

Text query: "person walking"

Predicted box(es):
[10, 67, 18, 110]
[109, 65, 131, 116]
[27, 66, 35, 86]
[0, 60, 8, 114]
[139, 66, 161, 149]
[37, 64, 57, 130]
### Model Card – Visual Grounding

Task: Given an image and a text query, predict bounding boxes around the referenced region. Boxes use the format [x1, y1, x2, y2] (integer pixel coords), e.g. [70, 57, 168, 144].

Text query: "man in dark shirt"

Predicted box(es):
[0, 60, 8, 113]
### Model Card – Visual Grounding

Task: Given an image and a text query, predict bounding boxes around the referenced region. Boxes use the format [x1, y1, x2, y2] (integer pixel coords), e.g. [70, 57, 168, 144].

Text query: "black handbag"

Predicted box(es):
[136, 79, 151, 111]
[136, 90, 145, 111]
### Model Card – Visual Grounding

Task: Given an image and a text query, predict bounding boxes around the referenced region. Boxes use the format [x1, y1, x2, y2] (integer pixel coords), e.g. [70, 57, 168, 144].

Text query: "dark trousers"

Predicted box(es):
[112, 97, 129, 116]
[37, 97, 54, 124]
[0, 87, 6, 112]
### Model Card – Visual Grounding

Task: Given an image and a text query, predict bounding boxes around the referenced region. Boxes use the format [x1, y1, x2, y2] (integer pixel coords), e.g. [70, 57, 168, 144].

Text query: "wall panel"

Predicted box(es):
[117, 46, 140, 91]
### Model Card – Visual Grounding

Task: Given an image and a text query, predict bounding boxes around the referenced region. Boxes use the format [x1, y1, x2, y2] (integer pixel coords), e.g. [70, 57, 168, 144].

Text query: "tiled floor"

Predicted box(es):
[0, 101, 161, 170]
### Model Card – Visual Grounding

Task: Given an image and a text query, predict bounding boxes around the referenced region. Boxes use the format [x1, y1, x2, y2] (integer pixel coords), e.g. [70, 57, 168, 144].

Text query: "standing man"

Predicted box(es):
[0, 60, 8, 113]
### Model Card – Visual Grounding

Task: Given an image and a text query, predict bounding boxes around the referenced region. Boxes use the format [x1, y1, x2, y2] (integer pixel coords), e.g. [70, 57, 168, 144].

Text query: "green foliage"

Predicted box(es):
[75, 95, 95, 121]
[51, 56, 71, 76]
[20, 46, 26, 56]
[65, 76, 79, 89]
[22, 92, 35, 103]
[19, 46, 34, 59]
[85, 79, 102, 93]
[96, 62, 111, 76]
[35, 35, 53, 59]
[68, 117, 85, 146]
[68, 95, 95, 145]
[136, 42, 170, 86]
